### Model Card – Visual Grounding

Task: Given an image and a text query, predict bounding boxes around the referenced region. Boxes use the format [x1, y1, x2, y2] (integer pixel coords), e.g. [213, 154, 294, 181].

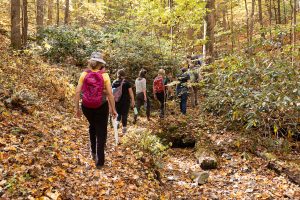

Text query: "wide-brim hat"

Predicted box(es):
[90, 52, 106, 64]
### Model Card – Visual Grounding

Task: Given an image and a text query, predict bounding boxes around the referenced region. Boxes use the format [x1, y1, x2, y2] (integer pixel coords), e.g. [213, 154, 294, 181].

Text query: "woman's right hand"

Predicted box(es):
[111, 109, 118, 119]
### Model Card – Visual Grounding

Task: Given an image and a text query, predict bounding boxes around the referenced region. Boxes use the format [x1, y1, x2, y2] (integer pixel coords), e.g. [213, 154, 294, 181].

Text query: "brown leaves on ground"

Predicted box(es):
[1, 35, 300, 199]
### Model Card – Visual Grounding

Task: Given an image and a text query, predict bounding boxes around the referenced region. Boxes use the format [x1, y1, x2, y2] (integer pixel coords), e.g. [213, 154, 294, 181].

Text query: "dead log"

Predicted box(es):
[256, 151, 300, 186]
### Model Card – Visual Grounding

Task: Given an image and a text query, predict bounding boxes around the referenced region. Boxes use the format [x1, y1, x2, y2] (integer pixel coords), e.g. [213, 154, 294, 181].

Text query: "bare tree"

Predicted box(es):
[22, 0, 28, 46]
[244, 0, 250, 44]
[48, 0, 54, 25]
[230, 0, 235, 51]
[249, 0, 255, 48]
[205, 0, 216, 63]
[11, 0, 22, 49]
[64, 0, 70, 24]
[36, 0, 44, 31]
[56, 0, 59, 25]
[267, 0, 273, 38]
[258, 0, 265, 38]
[277, 0, 281, 24]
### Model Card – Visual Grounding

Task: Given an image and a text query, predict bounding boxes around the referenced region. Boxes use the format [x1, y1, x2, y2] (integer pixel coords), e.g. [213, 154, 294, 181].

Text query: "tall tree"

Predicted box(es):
[11, 0, 22, 49]
[273, 0, 278, 24]
[64, 0, 70, 24]
[56, 0, 59, 25]
[169, 0, 174, 52]
[22, 0, 28, 46]
[36, 0, 44, 31]
[48, 0, 54, 25]
[205, 0, 216, 63]
[244, 0, 250, 44]
[230, 0, 235, 51]
[267, 0, 273, 38]
[277, 0, 281, 23]
[258, 0, 265, 38]
[249, 0, 255, 48]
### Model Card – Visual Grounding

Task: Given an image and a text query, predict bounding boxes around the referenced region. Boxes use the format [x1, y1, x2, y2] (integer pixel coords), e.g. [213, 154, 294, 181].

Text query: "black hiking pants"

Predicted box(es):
[134, 92, 150, 122]
[155, 92, 165, 118]
[82, 102, 109, 166]
[116, 101, 130, 127]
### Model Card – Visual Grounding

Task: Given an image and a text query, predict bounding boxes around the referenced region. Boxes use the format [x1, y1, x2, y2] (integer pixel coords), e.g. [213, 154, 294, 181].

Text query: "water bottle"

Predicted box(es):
[133, 107, 138, 115]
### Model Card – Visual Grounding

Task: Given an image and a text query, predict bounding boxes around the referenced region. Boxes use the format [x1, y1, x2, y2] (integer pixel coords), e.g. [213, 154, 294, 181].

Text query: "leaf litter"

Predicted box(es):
[0, 34, 300, 199]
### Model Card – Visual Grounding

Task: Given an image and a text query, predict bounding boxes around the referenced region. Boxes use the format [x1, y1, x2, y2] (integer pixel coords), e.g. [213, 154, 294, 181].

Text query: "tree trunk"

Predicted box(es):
[36, 0, 44, 31]
[273, 0, 278, 24]
[283, 0, 287, 24]
[203, 19, 207, 62]
[11, 0, 22, 49]
[56, 0, 59, 26]
[230, 0, 234, 52]
[205, 0, 215, 63]
[169, 0, 173, 53]
[268, 0, 273, 38]
[48, 0, 53, 25]
[22, 0, 28, 46]
[64, 0, 70, 24]
[249, 0, 255, 48]
[245, 0, 250, 45]
[258, 0, 265, 38]
[277, 0, 281, 23]
[291, 0, 297, 66]
[222, 8, 227, 30]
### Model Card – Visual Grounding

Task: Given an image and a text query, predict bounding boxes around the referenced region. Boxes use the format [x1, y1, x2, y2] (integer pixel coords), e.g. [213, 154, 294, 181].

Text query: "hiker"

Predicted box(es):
[74, 52, 117, 169]
[176, 68, 190, 115]
[153, 69, 166, 118]
[112, 69, 135, 134]
[189, 56, 201, 107]
[134, 69, 150, 123]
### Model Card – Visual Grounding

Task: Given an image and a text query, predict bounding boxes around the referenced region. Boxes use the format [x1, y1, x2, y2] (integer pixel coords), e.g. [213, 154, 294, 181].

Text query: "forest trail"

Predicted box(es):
[1, 34, 300, 199]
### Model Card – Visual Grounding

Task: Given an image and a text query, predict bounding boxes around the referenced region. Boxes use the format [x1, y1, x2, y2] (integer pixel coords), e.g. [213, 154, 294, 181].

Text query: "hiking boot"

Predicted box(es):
[122, 127, 127, 134]
[96, 164, 104, 170]
[91, 153, 96, 162]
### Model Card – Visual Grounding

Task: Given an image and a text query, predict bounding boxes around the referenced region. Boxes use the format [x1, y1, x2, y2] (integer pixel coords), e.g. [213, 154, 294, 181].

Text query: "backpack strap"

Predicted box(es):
[120, 79, 125, 87]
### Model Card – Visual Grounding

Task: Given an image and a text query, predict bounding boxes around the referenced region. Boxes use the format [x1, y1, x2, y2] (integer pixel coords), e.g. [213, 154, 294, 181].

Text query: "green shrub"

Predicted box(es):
[122, 128, 169, 159]
[37, 26, 180, 81]
[201, 52, 299, 137]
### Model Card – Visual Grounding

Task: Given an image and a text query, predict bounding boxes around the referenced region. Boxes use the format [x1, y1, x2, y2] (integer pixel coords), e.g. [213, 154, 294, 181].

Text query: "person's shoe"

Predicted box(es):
[96, 164, 104, 169]
[122, 127, 127, 134]
[91, 153, 96, 162]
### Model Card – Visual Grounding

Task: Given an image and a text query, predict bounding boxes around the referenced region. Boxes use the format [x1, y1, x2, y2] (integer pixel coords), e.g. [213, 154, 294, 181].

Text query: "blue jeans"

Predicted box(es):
[180, 93, 188, 114]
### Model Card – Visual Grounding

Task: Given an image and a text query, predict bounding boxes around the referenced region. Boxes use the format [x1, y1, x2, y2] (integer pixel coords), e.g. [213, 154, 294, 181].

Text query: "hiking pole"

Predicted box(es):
[112, 116, 118, 145]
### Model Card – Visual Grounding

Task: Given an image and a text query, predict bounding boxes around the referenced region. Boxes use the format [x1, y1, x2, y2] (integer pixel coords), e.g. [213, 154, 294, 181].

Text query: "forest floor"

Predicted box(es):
[1, 34, 300, 199]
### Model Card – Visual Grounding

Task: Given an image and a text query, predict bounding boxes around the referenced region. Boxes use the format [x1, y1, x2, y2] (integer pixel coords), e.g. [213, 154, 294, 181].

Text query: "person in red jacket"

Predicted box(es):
[153, 69, 166, 118]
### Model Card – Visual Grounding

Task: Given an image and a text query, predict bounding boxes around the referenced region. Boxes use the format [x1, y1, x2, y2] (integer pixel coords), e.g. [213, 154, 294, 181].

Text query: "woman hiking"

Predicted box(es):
[75, 52, 117, 169]
[153, 69, 166, 118]
[176, 67, 190, 115]
[134, 69, 150, 123]
[112, 69, 135, 134]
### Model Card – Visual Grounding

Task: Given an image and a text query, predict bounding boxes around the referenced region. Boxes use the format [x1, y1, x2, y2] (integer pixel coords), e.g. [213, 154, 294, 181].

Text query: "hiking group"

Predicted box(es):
[74, 52, 202, 168]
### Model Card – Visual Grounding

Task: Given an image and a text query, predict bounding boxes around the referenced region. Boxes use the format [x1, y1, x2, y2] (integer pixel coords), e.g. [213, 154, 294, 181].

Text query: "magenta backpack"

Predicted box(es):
[82, 70, 105, 108]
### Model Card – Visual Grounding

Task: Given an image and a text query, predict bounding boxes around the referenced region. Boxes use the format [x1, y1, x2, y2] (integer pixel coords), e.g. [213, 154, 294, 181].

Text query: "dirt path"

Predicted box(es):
[159, 145, 300, 199]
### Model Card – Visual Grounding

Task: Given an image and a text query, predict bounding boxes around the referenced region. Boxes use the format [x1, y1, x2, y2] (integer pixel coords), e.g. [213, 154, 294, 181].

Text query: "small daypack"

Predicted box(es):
[153, 76, 164, 93]
[82, 70, 104, 108]
[113, 80, 124, 102]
